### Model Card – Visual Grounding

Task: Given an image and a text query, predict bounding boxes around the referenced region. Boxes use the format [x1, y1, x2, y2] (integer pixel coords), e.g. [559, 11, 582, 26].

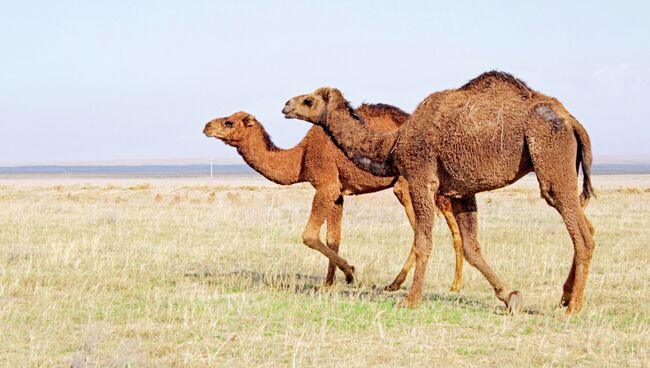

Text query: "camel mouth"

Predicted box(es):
[282, 105, 297, 119]
[205, 132, 226, 139]
[283, 110, 299, 119]
[203, 129, 225, 139]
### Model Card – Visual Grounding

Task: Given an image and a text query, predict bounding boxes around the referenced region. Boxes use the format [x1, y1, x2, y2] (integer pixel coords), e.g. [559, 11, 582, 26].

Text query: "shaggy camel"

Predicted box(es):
[203, 106, 464, 291]
[283, 71, 596, 314]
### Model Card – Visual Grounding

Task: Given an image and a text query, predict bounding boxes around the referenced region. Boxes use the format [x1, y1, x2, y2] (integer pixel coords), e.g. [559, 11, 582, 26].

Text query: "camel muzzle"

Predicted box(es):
[282, 101, 296, 118]
[203, 123, 217, 137]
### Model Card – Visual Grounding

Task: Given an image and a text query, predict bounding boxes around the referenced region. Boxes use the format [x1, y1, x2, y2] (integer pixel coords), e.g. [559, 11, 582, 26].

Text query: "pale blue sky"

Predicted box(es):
[1, 0, 649, 163]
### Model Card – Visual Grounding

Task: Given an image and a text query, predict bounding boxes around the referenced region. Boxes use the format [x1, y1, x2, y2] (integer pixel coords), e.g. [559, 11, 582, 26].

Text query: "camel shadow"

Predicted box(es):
[184, 269, 544, 316]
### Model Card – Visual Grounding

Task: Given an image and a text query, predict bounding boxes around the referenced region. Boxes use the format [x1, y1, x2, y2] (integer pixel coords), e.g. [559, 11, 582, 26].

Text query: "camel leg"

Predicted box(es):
[439, 196, 464, 292]
[548, 191, 594, 314]
[398, 177, 438, 308]
[386, 178, 464, 292]
[526, 111, 596, 314]
[385, 177, 416, 291]
[560, 212, 595, 307]
[324, 195, 344, 286]
[535, 184, 594, 313]
[385, 249, 415, 291]
[303, 188, 355, 283]
[451, 196, 522, 313]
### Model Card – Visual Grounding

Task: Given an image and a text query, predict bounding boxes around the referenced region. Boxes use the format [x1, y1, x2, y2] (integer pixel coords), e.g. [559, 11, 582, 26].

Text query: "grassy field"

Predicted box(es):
[0, 175, 648, 367]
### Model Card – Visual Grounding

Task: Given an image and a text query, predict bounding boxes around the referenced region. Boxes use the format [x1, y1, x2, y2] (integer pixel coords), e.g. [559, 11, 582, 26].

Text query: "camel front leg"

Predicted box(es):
[398, 177, 438, 308]
[324, 195, 344, 286]
[387, 178, 463, 293]
[303, 188, 355, 284]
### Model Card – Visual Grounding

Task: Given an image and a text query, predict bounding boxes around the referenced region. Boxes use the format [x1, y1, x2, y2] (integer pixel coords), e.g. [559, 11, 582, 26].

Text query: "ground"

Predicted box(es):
[0, 175, 648, 367]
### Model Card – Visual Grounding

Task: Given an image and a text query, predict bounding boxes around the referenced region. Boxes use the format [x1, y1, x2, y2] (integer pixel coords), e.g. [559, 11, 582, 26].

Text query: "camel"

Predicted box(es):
[282, 71, 596, 314]
[203, 105, 464, 291]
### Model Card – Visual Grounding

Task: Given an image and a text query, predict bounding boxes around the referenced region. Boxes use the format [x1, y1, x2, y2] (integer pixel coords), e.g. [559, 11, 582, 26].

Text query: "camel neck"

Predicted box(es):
[236, 124, 304, 185]
[320, 105, 400, 177]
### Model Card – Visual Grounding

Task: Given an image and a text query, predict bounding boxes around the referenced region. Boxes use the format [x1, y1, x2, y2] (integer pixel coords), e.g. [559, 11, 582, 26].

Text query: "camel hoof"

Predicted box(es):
[344, 266, 356, 284]
[565, 301, 582, 315]
[506, 291, 522, 314]
[449, 285, 462, 293]
[559, 292, 571, 307]
[384, 283, 401, 292]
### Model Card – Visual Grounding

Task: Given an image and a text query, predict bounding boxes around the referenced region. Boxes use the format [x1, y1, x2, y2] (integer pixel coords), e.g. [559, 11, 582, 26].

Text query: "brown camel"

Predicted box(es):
[282, 71, 596, 314]
[203, 105, 464, 291]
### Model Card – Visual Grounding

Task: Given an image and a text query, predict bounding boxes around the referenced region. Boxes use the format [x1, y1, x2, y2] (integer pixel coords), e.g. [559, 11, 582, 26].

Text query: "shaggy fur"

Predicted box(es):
[204, 107, 464, 292]
[283, 71, 596, 314]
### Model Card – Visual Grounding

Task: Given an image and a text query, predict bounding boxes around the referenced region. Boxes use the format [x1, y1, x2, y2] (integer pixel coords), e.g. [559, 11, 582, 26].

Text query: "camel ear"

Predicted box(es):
[243, 114, 256, 127]
[317, 89, 330, 103]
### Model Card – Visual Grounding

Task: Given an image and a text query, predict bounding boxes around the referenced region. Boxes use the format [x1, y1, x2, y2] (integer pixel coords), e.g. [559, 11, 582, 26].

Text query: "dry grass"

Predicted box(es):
[0, 176, 648, 367]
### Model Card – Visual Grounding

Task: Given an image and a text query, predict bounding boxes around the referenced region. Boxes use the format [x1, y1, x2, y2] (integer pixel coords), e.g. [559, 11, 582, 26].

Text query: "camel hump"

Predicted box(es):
[460, 70, 534, 97]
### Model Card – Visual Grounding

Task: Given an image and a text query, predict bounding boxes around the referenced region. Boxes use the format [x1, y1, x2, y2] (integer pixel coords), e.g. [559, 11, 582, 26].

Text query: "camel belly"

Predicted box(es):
[338, 170, 396, 195]
[436, 129, 532, 196]
[438, 161, 532, 197]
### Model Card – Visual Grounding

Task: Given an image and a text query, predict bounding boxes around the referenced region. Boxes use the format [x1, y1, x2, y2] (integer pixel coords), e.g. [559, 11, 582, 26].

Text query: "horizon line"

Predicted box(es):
[2, 154, 650, 167]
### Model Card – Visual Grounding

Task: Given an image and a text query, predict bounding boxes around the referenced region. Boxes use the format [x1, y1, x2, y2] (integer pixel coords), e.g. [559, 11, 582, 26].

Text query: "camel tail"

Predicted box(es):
[572, 118, 595, 207]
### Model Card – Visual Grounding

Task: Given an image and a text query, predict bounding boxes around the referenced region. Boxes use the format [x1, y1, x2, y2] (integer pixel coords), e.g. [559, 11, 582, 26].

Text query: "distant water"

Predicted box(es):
[0, 163, 649, 176]
[0, 164, 253, 177]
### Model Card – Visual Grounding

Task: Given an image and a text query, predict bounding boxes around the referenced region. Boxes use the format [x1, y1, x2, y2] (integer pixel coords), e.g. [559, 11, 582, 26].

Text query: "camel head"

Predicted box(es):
[282, 87, 346, 124]
[203, 111, 258, 146]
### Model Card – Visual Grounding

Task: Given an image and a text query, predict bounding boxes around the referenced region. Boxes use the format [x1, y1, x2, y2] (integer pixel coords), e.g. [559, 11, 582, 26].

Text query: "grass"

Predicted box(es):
[0, 177, 648, 367]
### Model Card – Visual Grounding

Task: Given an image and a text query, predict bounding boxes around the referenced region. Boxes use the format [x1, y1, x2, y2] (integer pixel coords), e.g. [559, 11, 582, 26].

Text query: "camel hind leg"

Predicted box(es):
[540, 185, 594, 313]
[303, 187, 355, 284]
[527, 106, 596, 313]
[559, 210, 595, 307]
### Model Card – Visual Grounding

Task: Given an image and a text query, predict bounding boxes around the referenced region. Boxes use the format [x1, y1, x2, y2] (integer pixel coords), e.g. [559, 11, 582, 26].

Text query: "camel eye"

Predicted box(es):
[303, 98, 313, 107]
[224, 121, 234, 127]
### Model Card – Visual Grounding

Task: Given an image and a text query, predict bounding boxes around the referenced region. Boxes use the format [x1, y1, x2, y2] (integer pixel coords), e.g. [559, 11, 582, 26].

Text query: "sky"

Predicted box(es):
[1, 0, 649, 164]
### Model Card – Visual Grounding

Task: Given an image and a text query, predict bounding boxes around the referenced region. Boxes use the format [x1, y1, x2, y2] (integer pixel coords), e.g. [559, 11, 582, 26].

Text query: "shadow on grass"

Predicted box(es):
[184, 269, 545, 316]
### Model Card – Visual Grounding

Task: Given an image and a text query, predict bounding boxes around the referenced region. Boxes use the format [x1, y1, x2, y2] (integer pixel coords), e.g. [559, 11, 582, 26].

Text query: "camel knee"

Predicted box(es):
[301, 230, 320, 247]
[414, 240, 432, 260]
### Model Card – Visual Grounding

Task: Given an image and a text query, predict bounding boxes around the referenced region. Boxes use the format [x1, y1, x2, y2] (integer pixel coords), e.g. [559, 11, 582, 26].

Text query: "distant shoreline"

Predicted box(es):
[0, 163, 650, 177]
